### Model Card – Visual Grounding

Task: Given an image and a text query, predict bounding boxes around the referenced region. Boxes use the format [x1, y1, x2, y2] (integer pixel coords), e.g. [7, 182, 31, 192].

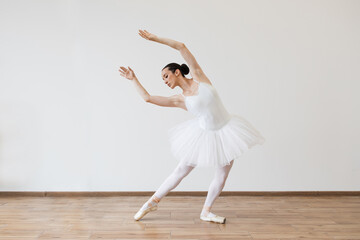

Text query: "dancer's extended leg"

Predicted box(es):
[134, 161, 195, 220]
[201, 160, 234, 220]
[153, 161, 195, 199]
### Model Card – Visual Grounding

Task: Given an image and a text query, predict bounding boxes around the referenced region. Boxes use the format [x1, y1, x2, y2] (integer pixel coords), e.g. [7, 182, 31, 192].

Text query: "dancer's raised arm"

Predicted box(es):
[138, 29, 205, 79]
[138, 29, 183, 50]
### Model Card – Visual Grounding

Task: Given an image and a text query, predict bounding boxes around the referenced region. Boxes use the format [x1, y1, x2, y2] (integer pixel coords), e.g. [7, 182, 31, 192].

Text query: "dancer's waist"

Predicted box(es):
[197, 113, 232, 130]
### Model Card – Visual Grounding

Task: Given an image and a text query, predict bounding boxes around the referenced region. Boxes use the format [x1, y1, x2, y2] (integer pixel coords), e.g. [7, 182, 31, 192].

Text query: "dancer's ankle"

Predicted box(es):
[201, 205, 215, 218]
[141, 195, 161, 210]
[151, 195, 161, 204]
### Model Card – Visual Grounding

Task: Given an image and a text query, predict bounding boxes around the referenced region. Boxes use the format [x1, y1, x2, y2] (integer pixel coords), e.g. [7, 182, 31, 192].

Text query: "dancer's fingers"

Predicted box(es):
[119, 68, 128, 75]
[138, 32, 145, 38]
[139, 33, 148, 39]
[138, 30, 149, 39]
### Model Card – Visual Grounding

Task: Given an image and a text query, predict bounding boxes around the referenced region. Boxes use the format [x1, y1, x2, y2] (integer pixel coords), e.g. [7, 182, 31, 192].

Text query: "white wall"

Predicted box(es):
[0, 0, 359, 191]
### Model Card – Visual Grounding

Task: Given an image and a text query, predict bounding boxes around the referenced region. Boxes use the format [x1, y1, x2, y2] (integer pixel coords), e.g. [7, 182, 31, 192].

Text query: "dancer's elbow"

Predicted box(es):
[177, 42, 186, 50]
[143, 93, 151, 103]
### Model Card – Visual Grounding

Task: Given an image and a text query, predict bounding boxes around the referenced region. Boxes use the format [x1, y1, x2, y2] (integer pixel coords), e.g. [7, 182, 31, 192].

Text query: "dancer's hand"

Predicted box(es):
[138, 29, 157, 41]
[119, 66, 136, 81]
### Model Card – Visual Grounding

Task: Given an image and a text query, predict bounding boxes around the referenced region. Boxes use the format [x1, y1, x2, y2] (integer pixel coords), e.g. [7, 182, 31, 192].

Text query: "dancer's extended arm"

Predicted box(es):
[138, 29, 205, 78]
[118, 66, 150, 102]
[132, 75, 185, 109]
[118, 66, 186, 110]
[132, 75, 181, 107]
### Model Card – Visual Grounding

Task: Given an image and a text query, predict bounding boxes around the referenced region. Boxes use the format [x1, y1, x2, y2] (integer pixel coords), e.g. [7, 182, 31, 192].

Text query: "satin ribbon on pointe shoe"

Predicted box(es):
[133, 195, 161, 221]
[200, 205, 226, 224]
[134, 204, 158, 221]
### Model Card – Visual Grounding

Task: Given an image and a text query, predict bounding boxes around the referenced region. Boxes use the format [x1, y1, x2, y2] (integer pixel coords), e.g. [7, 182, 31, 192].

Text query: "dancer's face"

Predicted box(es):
[161, 68, 180, 89]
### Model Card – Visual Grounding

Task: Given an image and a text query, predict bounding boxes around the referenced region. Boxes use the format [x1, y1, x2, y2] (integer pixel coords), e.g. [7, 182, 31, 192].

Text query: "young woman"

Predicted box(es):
[118, 29, 265, 224]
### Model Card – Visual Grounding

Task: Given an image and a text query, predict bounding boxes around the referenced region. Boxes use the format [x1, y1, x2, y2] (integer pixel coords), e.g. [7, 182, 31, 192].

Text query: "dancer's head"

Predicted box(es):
[161, 63, 190, 89]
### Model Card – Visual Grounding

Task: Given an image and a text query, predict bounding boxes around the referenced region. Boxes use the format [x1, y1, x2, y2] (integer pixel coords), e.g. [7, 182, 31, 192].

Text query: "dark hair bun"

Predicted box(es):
[180, 64, 190, 75]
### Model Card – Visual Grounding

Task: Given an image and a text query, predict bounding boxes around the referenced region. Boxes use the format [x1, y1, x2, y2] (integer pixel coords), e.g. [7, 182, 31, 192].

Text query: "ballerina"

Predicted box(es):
[118, 29, 265, 224]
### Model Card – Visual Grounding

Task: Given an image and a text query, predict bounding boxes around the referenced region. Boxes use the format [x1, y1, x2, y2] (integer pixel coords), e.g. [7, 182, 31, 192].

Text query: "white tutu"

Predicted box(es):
[167, 114, 265, 168]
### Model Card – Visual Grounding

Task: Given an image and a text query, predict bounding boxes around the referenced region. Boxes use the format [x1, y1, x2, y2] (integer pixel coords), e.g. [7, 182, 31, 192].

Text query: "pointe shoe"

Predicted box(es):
[134, 204, 158, 221]
[200, 214, 226, 224]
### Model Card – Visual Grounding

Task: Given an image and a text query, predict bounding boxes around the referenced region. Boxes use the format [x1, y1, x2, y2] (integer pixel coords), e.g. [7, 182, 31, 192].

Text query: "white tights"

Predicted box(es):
[149, 159, 234, 216]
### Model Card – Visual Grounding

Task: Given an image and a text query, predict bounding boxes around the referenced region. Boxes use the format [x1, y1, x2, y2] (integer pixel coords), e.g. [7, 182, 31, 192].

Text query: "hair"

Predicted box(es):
[162, 63, 189, 77]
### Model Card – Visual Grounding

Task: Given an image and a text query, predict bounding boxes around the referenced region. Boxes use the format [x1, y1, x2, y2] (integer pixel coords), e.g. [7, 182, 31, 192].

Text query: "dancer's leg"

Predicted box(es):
[201, 159, 234, 217]
[153, 161, 195, 199]
[139, 161, 195, 211]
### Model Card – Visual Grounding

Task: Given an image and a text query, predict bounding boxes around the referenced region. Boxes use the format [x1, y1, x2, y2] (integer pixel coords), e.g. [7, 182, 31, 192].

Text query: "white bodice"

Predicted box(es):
[181, 80, 232, 131]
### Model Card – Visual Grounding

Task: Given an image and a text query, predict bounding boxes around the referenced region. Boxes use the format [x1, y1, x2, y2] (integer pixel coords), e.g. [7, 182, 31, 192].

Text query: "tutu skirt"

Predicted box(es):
[167, 114, 265, 168]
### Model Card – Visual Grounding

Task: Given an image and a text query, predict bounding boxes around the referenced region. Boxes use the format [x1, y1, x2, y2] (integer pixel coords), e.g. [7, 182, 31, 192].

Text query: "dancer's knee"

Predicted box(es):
[215, 170, 230, 184]
[173, 163, 193, 179]
[215, 161, 233, 182]
[216, 174, 228, 185]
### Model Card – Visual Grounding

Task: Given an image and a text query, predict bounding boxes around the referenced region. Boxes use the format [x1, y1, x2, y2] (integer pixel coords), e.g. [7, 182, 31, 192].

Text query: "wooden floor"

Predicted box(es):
[0, 195, 359, 239]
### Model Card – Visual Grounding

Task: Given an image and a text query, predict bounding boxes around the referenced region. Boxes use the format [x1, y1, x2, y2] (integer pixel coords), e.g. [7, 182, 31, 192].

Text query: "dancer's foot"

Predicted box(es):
[200, 206, 226, 224]
[134, 195, 161, 221]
